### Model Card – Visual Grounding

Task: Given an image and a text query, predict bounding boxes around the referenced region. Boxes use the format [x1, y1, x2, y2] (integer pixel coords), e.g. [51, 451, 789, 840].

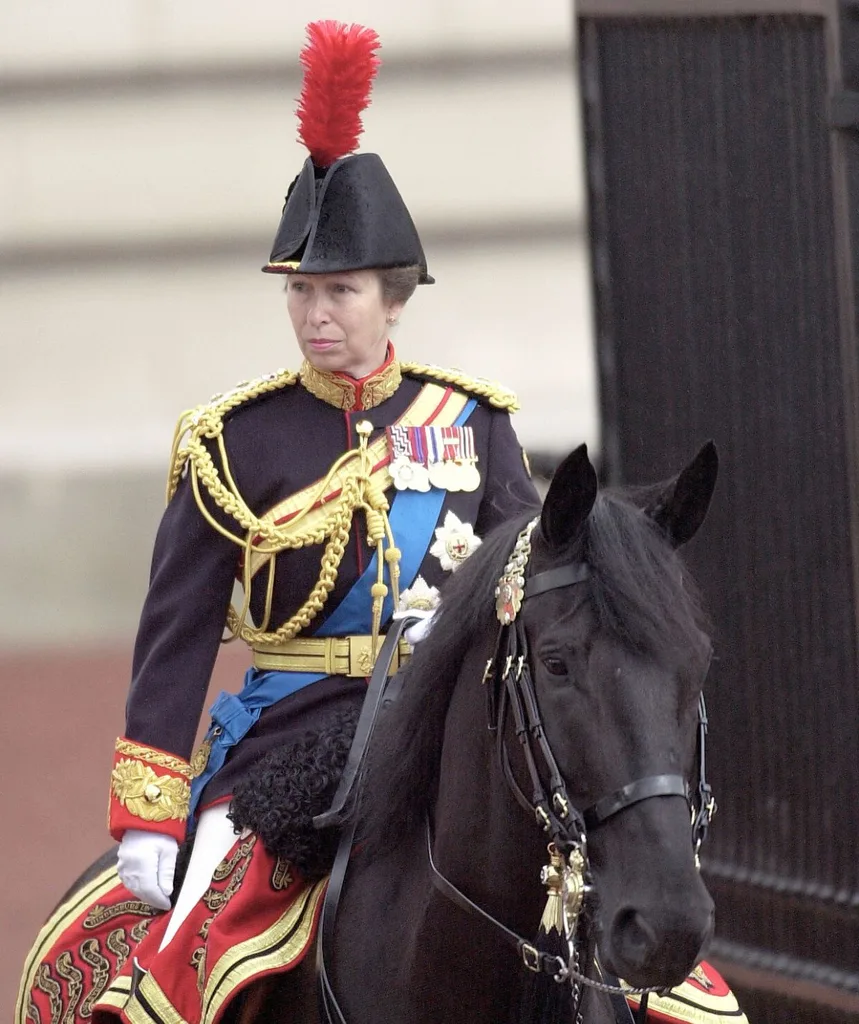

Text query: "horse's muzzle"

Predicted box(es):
[603, 892, 715, 989]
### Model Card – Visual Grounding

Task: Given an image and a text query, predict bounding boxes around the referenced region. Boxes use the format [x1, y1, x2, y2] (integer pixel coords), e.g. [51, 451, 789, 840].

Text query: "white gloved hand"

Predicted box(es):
[117, 829, 179, 911]
[402, 608, 437, 646]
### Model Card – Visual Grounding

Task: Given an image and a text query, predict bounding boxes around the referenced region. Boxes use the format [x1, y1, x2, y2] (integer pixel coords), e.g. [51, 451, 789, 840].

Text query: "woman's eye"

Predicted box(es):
[542, 656, 567, 677]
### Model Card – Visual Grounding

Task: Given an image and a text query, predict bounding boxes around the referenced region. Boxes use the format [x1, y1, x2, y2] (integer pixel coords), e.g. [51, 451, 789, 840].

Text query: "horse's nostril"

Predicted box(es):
[611, 907, 658, 971]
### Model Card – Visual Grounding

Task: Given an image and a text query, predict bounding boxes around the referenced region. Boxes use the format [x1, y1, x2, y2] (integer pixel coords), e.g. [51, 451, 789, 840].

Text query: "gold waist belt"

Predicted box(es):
[251, 634, 411, 677]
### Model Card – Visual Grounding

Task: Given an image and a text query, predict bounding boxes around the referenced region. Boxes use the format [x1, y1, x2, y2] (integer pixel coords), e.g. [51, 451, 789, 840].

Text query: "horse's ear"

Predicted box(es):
[540, 444, 598, 550]
[646, 441, 719, 548]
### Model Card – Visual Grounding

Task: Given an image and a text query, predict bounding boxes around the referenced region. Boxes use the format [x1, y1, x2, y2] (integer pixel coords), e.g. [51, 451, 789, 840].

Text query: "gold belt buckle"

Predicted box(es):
[347, 635, 376, 677]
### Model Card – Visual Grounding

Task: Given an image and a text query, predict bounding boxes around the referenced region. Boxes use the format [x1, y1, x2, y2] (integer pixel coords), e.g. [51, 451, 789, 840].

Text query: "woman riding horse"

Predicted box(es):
[17, 21, 539, 1024]
[17, 21, 748, 1024]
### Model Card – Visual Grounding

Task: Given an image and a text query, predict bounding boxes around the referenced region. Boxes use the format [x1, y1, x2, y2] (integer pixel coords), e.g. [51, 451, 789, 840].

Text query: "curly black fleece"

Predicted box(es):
[227, 705, 360, 881]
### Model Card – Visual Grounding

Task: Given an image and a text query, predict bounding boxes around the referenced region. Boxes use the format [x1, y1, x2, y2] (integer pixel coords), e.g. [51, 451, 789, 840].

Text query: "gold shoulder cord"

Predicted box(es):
[166, 370, 400, 655]
[399, 361, 520, 412]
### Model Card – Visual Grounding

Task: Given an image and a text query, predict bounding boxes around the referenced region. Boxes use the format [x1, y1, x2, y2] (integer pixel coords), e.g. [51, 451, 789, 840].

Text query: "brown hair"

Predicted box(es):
[378, 265, 421, 305]
[281, 265, 422, 305]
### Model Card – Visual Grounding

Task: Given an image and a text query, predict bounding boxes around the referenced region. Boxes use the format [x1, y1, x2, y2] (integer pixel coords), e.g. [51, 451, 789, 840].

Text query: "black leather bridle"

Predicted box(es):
[487, 556, 709, 852]
[315, 522, 715, 1024]
[426, 524, 715, 1022]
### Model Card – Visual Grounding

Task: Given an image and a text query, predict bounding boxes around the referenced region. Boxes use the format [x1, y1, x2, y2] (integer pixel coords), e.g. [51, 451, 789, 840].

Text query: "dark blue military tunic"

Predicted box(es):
[114, 354, 537, 832]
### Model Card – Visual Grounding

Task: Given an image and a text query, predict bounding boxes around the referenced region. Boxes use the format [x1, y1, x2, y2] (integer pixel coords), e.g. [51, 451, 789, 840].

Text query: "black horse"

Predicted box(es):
[24, 442, 720, 1024]
[244, 441, 720, 1023]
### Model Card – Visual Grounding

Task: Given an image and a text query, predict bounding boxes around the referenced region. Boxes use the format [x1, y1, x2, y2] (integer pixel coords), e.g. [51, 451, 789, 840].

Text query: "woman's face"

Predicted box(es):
[286, 270, 403, 378]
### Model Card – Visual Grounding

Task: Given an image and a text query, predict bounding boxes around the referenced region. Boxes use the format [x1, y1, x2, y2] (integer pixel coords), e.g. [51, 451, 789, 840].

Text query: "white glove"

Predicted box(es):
[117, 829, 179, 911]
[401, 607, 438, 645]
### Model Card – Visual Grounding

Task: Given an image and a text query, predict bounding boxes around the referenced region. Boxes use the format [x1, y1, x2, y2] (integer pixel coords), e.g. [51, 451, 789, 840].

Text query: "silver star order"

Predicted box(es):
[397, 575, 441, 614]
[429, 511, 482, 572]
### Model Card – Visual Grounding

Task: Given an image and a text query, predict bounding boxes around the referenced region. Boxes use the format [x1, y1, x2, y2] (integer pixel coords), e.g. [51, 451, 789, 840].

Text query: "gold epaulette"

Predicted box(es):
[400, 361, 520, 413]
[166, 368, 298, 503]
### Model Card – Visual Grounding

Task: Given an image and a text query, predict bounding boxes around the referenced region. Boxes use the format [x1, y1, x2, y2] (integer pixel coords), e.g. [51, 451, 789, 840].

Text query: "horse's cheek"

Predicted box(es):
[538, 679, 593, 784]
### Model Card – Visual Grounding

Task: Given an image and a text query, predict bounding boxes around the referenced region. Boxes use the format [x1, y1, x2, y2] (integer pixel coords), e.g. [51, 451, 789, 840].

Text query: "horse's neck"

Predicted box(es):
[329, 643, 620, 1024]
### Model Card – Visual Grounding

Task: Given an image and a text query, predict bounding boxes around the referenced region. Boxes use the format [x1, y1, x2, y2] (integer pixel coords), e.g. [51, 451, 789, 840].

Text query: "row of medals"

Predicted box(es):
[406, 459, 481, 492]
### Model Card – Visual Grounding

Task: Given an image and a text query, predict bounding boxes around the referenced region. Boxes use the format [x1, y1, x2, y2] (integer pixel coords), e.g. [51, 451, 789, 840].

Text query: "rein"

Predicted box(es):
[314, 617, 416, 1024]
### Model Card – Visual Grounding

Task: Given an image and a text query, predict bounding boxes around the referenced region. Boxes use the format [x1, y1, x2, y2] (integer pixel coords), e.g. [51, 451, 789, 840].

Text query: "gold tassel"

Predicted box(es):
[539, 844, 587, 938]
[539, 844, 566, 935]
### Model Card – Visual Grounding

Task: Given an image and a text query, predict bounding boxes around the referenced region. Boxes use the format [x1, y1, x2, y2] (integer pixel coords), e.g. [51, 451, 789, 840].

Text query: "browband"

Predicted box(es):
[524, 563, 590, 600]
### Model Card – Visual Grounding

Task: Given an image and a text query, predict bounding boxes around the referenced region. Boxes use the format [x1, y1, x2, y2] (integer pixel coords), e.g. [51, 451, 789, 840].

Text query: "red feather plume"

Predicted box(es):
[296, 21, 381, 168]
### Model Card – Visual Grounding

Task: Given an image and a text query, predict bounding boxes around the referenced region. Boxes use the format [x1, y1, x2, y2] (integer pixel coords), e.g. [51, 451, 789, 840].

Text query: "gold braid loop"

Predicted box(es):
[225, 495, 352, 638]
[399, 361, 519, 412]
[164, 370, 407, 656]
[225, 476, 358, 645]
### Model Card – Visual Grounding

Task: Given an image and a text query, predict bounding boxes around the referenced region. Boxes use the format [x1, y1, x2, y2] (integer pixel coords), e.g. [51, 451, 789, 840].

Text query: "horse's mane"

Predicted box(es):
[358, 511, 534, 851]
[359, 489, 711, 852]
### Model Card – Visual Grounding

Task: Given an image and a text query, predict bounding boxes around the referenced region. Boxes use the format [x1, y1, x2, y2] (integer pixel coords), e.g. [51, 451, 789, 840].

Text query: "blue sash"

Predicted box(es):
[188, 398, 477, 819]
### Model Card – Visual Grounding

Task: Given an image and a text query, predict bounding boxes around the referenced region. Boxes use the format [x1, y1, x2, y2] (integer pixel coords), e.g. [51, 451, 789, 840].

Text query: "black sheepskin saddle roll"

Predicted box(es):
[227, 705, 361, 881]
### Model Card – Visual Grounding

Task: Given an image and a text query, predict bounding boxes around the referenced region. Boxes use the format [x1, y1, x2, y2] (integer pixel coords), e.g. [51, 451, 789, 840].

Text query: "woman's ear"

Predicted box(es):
[386, 300, 405, 324]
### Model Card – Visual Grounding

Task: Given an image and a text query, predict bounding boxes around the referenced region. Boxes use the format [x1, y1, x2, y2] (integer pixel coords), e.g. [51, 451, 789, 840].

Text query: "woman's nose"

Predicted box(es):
[307, 300, 330, 326]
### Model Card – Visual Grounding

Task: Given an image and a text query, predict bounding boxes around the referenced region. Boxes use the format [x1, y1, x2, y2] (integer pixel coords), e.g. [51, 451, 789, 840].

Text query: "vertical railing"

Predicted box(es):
[575, 3, 859, 1018]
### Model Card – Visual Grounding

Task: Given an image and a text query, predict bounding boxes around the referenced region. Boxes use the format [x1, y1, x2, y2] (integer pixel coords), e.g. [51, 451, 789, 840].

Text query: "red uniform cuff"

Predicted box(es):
[108, 737, 192, 843]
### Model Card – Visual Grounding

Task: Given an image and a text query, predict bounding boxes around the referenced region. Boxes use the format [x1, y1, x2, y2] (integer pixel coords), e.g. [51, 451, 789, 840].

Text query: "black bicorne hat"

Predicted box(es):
[262, 22, 433, 284]
[263, 154, 433, 282]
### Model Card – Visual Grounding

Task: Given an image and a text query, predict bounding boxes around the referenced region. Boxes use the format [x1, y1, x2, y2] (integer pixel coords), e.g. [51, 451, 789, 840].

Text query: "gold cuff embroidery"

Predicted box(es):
[114, 740, 193, 779]
[110, 759, 190, 824]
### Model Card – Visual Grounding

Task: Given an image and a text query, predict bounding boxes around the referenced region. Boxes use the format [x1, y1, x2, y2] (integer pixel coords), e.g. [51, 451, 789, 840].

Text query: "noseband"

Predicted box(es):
[429, 516, 716, 1017]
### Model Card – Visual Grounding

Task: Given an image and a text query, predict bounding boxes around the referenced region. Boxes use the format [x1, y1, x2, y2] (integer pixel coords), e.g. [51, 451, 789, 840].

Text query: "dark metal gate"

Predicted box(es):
[574, 2, 859, 1019]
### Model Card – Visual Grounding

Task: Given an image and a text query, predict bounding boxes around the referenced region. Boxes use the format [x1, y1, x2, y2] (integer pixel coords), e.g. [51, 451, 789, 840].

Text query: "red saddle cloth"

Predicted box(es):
[18, 832, 746, 1024]
[17, 835, 325, 1024]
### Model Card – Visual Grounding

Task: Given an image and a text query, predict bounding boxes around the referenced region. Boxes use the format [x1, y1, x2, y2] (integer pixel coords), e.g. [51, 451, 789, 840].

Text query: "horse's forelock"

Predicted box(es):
[583, 491, 711, 661]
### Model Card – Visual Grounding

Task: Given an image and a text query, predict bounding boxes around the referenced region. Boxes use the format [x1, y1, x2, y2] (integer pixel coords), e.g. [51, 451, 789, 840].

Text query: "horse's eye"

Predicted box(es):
[542, 656, 567, 677]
